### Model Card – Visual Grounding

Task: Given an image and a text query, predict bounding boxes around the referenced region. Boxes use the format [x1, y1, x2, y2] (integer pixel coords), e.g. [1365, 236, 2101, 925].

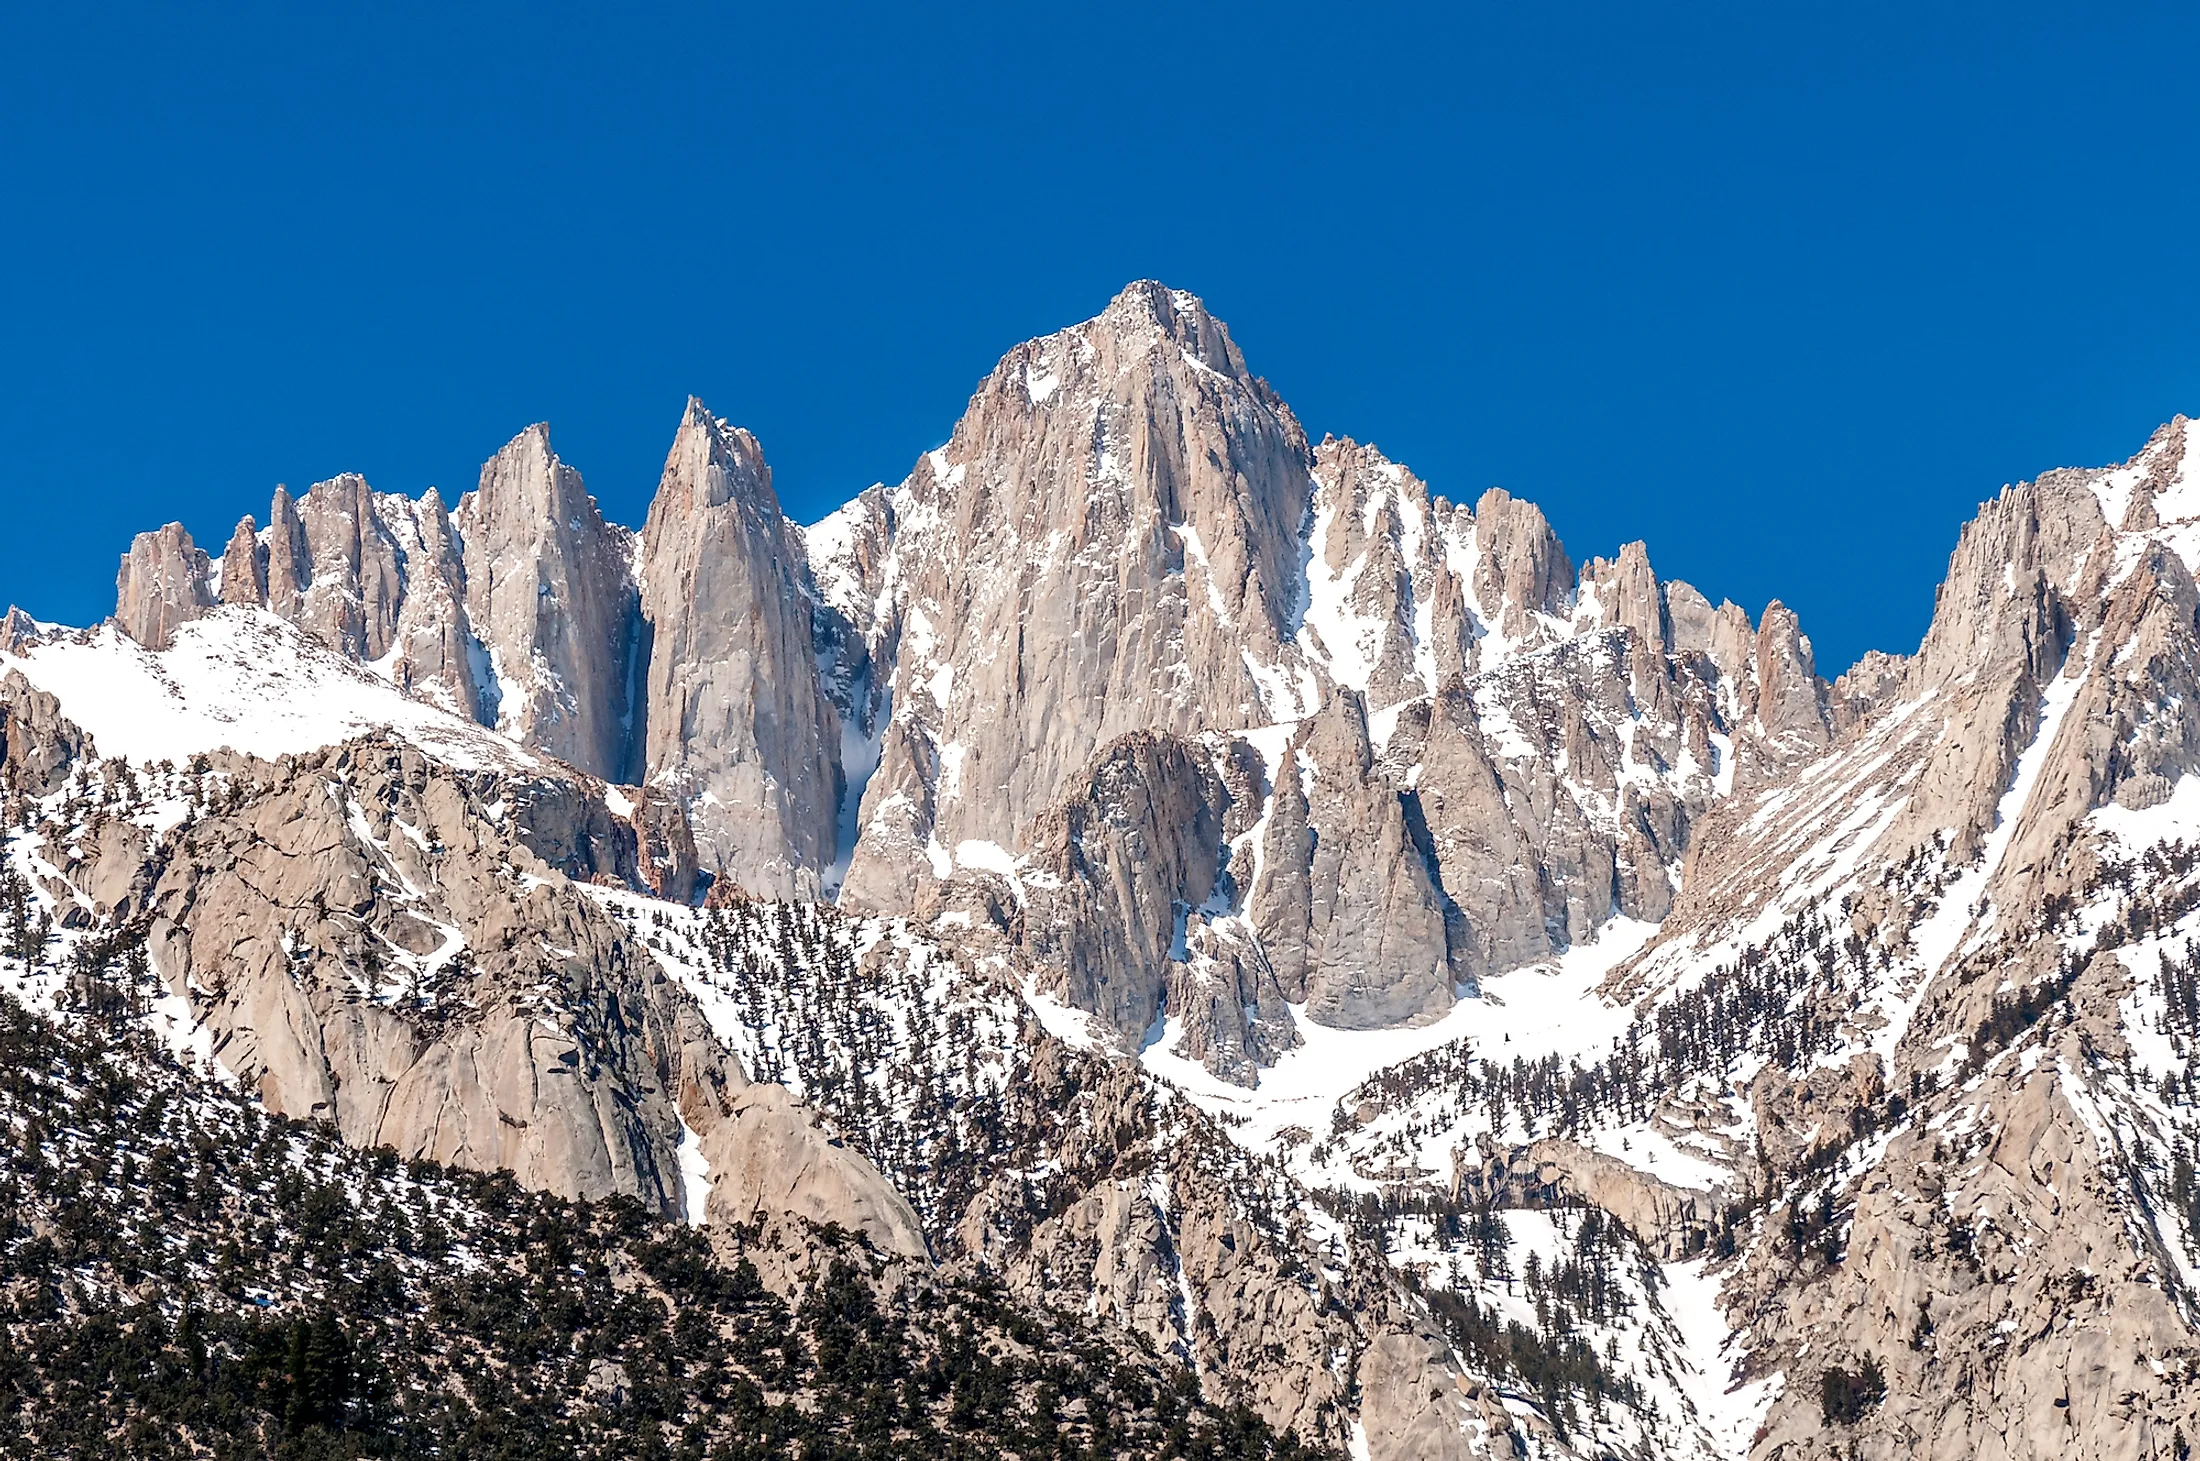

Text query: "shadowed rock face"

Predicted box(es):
[638, 398, 841, 900]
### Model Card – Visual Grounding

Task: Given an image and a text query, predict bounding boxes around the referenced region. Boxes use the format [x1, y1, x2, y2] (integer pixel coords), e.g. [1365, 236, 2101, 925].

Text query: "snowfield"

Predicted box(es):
[1, 608, 536, 771]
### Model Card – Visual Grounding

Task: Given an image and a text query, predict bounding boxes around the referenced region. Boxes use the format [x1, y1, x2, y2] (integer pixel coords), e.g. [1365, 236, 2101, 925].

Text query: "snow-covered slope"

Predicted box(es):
[1, 608, 535, 772]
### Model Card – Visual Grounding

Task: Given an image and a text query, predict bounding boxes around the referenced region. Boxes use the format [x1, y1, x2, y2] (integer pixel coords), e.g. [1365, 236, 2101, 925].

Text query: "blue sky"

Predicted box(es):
[4, 3, 2197, 673]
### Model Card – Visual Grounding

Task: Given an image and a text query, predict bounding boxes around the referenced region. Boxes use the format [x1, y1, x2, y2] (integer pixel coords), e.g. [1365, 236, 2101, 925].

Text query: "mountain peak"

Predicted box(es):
[663, 395, 770, 512]
[1089, 279, 1247, 380]
[1099, 276, 1200, 320]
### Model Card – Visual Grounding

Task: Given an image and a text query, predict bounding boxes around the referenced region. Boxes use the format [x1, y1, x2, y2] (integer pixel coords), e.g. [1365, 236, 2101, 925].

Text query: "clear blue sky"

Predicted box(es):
[4, 3, 2197, 674]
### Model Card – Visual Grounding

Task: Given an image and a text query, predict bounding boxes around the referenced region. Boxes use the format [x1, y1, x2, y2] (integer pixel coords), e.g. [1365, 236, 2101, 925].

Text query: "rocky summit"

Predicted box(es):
[3, 281, 2198, 1458]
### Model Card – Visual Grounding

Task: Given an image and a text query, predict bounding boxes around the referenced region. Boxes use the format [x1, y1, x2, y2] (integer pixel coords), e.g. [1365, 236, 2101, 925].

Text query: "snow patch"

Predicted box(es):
[1140, 918, 1659, 1169]
[0, 611, 532, 772]
[1660, 1257, 1782, 1458]
[676, 1114, 713, 1227]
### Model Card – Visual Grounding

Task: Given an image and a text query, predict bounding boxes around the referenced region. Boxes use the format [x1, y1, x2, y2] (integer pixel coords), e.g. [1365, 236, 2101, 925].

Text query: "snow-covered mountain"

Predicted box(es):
[3, 283, 2198, 1457]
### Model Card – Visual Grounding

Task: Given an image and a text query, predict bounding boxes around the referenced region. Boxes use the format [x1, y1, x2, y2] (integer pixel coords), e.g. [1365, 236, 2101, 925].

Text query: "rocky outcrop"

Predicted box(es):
[98, 286, 1837, 1068]
[923, 1031, 1523, 1458]
[1453, 1135, 1724, 1260]
[264, 485, 311, 621]
[1832, 647, 1911, 729]
[950, 1049, 1365, 1453]
[1638, 418, 2200, 1000]
[1983, 536, 2200, 919]
[833, 715, 940, 913]
[114, 522, 214, 650]
[1747, 600, 1833, 764]
[216, 479, 487, 719]
[145, 434, 642, 778]
[48, 813, 156, 925]
[57, 300, 2200, 1461]
[841, 282, 1314, 903]
[1168, 907, 1301, 1084]
[457, 424, 641, 780]
[218, 515, 267, 606]
[802, 485, 896, 883]
[384, 487, 485, 718]
[291, 473, 408, 659]
[1303, 438, 1439, 710]
[0, 671, 92, 797]
[1580, 539, 1665, 653]
[10, 691, 945, 1261]
[1356, 1329, 1500, 1461]
[1729, 959, 2200, 1461]
[1471, 485, 1576, 644]
[137, 736, 715, 1208]
[1251, 693, 1455, 1030]
[1380, 683, 1551, 980]
[1747, 1054, 1887, 1180]
[0, 608, 39, 656]
[699, 1078, 929, 1260]
[826, 292, 1826, 1060]
[1019, 731, 1230, 1044]
[1596, 414, 2200, 1460]
[638, 399, 841, 899]
[1667, 580, 1763, 714]
[802, 486, 894, 718]
[621, 781, 700, 904]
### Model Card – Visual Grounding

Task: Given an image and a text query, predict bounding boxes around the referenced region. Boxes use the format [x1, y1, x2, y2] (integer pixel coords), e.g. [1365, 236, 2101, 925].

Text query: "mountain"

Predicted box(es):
[5, 282, 2199, 1458]
[640, 398, 844, 901]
